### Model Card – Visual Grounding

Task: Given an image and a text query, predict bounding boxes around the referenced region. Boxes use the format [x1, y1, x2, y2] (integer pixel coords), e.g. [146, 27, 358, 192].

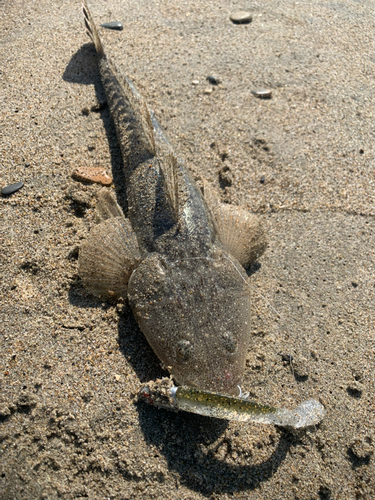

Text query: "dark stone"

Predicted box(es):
[207, 76, 221, 85]
[100, 21, 123, 31]
[1, 181, 24, 196]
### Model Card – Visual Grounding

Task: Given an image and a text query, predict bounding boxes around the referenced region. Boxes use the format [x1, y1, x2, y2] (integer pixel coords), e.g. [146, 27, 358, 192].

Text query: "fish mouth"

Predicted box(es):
[171, 369, 242, 398]
[138, 378, 326, 429]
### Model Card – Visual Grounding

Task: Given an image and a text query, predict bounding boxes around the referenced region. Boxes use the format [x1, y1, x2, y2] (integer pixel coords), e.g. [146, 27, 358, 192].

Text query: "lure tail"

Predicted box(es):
[82, 0, 104, 57]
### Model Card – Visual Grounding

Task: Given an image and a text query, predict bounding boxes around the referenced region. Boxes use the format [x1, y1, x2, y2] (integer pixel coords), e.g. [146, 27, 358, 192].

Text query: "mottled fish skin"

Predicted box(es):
[81, 1, 265, 395]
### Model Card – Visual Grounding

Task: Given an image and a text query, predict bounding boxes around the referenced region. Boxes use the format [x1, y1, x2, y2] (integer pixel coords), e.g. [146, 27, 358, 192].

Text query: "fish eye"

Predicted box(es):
[222, 332, 237, 353]
[177, 340, 193, 361]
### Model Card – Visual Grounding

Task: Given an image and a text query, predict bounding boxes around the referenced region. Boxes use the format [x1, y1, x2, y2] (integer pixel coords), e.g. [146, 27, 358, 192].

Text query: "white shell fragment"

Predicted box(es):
[251, 88, 272, 99]
[230, 11, 253, 25]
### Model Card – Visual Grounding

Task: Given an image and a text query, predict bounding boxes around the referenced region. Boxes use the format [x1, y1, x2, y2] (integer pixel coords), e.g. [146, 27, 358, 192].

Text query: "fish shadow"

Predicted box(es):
[64, 44, 167, 383]
[136, 399, 296, 494]
[63, 43, 128, 213]
[117, 304, 169, 384]
[67, 279, 167, 384]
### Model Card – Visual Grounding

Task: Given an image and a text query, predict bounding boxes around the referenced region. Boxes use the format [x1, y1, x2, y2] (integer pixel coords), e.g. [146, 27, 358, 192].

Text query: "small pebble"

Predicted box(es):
[252, 88, 272, 99]
[100, 21, 123, 31]
[230, 11, 252, 25]
[281, 353, 293, 363]
[203, 88, 213, 94]
[192, 80, 200, 85]
[72, 167, 113, 186]
[1, 181, 24, 196]
[260, 175, 266, 184]
[207, 76, 221, 85]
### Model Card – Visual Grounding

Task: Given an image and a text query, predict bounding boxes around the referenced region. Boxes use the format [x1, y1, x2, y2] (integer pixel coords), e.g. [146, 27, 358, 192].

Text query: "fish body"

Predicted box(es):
[79, 1, 267, 396]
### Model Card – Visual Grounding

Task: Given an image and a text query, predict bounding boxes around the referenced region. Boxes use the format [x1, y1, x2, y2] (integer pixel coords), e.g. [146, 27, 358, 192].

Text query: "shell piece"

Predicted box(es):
[78, 217, 141, 299]
[72, 166, 113, 186]
[204, 182, 267, 267]
[95, 188, 124, 223]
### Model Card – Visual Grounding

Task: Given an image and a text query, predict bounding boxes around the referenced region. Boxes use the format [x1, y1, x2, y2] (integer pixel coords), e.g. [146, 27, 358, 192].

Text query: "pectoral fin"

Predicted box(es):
[95, 188, 124, 223]
[204, 182, 267, 267]
[78, 217, 141, 300]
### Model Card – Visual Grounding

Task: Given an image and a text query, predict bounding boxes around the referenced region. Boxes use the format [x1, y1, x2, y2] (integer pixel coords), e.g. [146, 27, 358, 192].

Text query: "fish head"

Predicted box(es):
[128, 249, 251, 396]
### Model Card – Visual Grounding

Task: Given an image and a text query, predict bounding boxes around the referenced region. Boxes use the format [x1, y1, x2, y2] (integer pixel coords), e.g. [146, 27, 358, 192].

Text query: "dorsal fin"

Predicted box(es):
[161, 151, 179, 217]
[150, 114, 180, 218]
[82, 0, 104, 56]
[113, 73, 156, 162]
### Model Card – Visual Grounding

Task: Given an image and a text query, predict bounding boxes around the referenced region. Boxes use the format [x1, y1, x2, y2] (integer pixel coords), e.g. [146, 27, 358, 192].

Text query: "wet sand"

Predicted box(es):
[1, 0, 374, 498]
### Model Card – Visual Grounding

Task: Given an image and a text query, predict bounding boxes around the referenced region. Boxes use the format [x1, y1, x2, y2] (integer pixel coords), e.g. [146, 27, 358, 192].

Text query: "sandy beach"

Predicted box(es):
[1, 0, 374, 498]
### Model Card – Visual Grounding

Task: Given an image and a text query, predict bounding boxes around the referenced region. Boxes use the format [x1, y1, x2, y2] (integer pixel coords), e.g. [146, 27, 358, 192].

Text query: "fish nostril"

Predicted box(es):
[222, 332, 237, 353]
[177, 340, 193, 361]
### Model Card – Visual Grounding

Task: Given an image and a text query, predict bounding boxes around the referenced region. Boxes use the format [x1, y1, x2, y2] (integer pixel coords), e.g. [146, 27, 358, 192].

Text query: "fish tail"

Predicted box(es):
[82, 0, 104, 57]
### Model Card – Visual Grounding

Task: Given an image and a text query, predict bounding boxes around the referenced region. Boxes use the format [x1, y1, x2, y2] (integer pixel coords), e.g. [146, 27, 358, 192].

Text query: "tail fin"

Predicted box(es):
[82, 0, 104, 56]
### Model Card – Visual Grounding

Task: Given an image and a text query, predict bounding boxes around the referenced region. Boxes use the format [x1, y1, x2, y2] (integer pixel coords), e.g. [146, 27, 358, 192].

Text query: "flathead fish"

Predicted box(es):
[79, 1, 267, 396]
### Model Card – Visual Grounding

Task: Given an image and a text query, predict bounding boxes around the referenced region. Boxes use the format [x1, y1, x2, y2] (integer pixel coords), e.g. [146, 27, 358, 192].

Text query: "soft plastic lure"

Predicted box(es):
[139, 378, 325, 429]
